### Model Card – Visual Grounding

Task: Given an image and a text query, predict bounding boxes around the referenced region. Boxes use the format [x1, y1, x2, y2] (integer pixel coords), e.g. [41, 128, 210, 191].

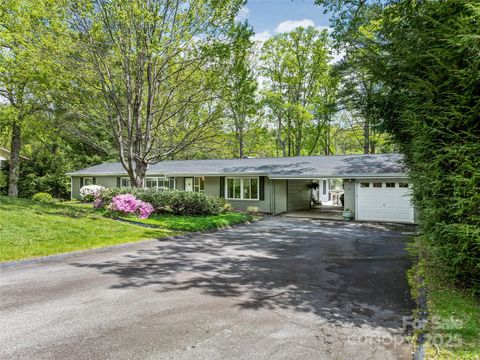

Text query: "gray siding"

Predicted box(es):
[71, 174, 286, 214]
[71, 175, 119, 200]
[95, 176, 118, 189]
[270, 179, 287, 213]
[343, 179, 355, 213]
[71, 177, 81, 199]
[204, 176, 220, 197]
[287, 180, 312, 211]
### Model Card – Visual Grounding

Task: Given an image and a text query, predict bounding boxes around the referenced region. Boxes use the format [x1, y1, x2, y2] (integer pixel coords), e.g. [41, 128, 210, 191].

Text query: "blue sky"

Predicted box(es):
[238, 0, 332, 41]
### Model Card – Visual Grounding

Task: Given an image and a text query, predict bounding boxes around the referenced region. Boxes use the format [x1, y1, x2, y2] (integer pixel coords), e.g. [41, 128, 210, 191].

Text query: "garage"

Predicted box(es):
[355, 179, 414, 223]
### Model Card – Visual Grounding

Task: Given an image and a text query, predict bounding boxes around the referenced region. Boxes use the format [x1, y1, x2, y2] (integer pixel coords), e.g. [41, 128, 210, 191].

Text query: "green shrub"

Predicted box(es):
[99, 187, 229, 216]
[32, 192, 53, 203]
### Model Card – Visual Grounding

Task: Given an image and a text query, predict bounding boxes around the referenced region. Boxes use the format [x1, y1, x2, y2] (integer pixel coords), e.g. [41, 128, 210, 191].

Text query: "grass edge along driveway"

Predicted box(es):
[0, 196, 251, 262]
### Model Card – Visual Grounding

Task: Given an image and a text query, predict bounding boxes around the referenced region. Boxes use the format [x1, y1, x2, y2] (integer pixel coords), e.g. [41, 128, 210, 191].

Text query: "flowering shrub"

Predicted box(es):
[137, 201, 154, 219]
[98, 188, 229, 216]
[80, 185, 105, 202]
[109, 193, 154, 219]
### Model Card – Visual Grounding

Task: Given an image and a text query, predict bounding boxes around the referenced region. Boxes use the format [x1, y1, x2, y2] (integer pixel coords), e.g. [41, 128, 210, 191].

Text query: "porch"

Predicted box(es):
[283, 205, 344, 221]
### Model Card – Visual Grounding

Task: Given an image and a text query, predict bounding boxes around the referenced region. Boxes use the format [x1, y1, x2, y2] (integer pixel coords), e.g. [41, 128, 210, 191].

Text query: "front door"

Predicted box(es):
[185, 177, 194, 192]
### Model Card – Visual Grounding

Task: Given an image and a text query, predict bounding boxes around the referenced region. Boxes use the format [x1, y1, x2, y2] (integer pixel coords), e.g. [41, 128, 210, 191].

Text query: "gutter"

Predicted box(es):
[66, 172, 408, 179]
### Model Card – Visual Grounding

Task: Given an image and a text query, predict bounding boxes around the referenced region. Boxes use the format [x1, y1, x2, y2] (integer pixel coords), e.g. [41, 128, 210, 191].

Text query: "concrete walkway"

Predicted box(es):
[284, 206, 344, 221]
[1, 218, 415, 360]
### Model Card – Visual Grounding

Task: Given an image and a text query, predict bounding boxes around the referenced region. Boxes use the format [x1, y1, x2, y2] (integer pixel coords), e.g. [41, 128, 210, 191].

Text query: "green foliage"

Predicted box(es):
[100, 188, 230, 216]
[32, 192, 53, 203]
[261, 26, 337, 156]
[325, 0, 480, 291]
[409, 238, 480, 359]
[123, 212, 252, 232]
[0, 195, 173, 262]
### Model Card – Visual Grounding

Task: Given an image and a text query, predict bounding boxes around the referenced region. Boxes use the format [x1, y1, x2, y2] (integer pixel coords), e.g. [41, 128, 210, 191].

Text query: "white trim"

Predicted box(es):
[225, 176, 260, 201]
[83, 177, 94, 186]
[120, 177, 131, 187]
[67, 172, 408, 180]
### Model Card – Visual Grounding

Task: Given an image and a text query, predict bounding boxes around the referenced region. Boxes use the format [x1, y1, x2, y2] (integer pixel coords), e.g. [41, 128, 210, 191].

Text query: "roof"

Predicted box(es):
[0, 147, 29, 161]
[67, 153, 407, 179]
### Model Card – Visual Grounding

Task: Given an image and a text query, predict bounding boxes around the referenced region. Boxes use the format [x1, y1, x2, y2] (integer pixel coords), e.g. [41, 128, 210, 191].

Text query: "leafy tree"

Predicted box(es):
[70, 0, 244, 186]
[221, 22, 259, 158]
[317, 0, 480, 290]
[0, 0, 67, 196]
[260, 26, 333, 156]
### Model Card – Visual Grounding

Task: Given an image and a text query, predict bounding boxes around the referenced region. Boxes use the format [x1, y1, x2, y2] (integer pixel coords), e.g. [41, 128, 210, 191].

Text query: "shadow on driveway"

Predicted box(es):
[71, 217, 416, 331]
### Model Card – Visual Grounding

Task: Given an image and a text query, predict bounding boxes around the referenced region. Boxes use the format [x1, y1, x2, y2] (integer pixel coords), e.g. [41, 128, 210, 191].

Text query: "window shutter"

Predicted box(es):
[219, 177, 225, 198]
[80, 177, 84, 188]
[117, 177, 121, 187]
[259, 176, 265, 201]
[92, 177, 96, 185]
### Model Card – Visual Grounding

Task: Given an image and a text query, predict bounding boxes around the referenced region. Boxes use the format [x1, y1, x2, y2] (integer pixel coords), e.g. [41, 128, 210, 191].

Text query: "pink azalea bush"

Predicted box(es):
[109, 194, 154, 219]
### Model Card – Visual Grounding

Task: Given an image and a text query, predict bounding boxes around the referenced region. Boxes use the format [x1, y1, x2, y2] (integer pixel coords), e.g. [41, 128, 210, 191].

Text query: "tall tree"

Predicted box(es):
[221, 22, 258, 158]
[0, 0, 67, 196]
[71, 0, 244, 186]
[260, 26, 332, 156]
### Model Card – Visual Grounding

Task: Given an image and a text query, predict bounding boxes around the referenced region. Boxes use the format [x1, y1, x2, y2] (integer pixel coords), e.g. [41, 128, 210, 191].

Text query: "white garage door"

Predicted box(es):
[356, 180, 414, 223]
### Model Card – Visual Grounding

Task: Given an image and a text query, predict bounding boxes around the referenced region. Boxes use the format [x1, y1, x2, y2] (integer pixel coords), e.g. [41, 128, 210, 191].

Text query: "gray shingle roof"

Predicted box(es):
[67, 153, 407, 178]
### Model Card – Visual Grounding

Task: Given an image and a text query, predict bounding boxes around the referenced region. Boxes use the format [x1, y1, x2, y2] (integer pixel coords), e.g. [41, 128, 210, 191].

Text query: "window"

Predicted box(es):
[158, 177, 170, 190]
[84, 177, 94, 186]
[322, 180, 327, 195]
[194, 177, 205, 192]
[399, 182, 409, 188]
[145, 178, 157, 189]
[169, 178, 176, 190]
[360, 182, 370, 188]
[226, 177, 259, 200]
[145, 176, 174, 190]
[121, 177, 131, 187]
[373, 182, 382, 188]
[386, 182, 395, 188]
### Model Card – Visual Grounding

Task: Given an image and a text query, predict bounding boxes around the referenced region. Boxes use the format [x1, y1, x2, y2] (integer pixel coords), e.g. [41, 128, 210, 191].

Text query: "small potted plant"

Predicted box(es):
[342, 208, 354, 221]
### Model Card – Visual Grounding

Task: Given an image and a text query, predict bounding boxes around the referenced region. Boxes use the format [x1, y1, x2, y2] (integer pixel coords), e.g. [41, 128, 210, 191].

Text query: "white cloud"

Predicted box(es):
[318, 25, 334, 34]
[275, 19, 315, 33]
[252, 30, 271, 43]
[236, 6, 249, 21]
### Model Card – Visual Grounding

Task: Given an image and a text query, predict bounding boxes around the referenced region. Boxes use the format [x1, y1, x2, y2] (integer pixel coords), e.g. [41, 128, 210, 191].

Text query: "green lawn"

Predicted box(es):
[409, 242, 480, 359]
[119, 212, 253, 232]
[0, 196, 173, 262]
[0, 196, 254, 262]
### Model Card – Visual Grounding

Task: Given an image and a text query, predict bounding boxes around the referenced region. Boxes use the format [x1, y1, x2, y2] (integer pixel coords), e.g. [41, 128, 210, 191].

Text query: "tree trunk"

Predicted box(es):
[237, 126, 244, 158]
[8, 120, 22, 197]
[363, 118, 370, 154]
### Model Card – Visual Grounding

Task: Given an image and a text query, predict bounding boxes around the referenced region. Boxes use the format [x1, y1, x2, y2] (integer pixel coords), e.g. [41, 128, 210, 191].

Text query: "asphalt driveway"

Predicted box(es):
[1, 217, 416, 360]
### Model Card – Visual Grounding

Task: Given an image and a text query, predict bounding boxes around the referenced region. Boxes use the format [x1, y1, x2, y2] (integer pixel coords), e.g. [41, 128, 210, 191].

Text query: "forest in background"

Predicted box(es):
[0, 0, 394, 198]
[1, 0, 478, 295]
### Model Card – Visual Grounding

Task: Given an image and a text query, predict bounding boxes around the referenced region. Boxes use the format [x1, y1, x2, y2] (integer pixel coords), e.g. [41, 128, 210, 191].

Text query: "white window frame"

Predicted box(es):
[144, 176, 175, 190]
[194, 177, 205, 193]
[84, 177, 94, 186]
[145, 177, 158, 189]
[120, 177, 131, 187]
[225, 177, 259, 201]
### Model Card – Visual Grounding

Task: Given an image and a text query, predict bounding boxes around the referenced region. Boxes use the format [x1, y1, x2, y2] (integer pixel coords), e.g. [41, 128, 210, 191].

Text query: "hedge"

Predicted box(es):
[98, 187, 231, 216]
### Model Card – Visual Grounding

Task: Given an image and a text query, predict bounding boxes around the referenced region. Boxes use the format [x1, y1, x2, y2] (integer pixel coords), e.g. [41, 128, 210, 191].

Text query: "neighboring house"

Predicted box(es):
[67, 153, 415, 223]
[0, 147, 29, 170]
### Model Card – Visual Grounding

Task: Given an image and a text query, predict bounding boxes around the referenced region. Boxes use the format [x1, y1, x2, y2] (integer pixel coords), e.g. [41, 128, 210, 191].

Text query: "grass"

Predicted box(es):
[409, 240, 480, 359]
[0, 196, 174, 262]
[120, 212, 254, 232]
